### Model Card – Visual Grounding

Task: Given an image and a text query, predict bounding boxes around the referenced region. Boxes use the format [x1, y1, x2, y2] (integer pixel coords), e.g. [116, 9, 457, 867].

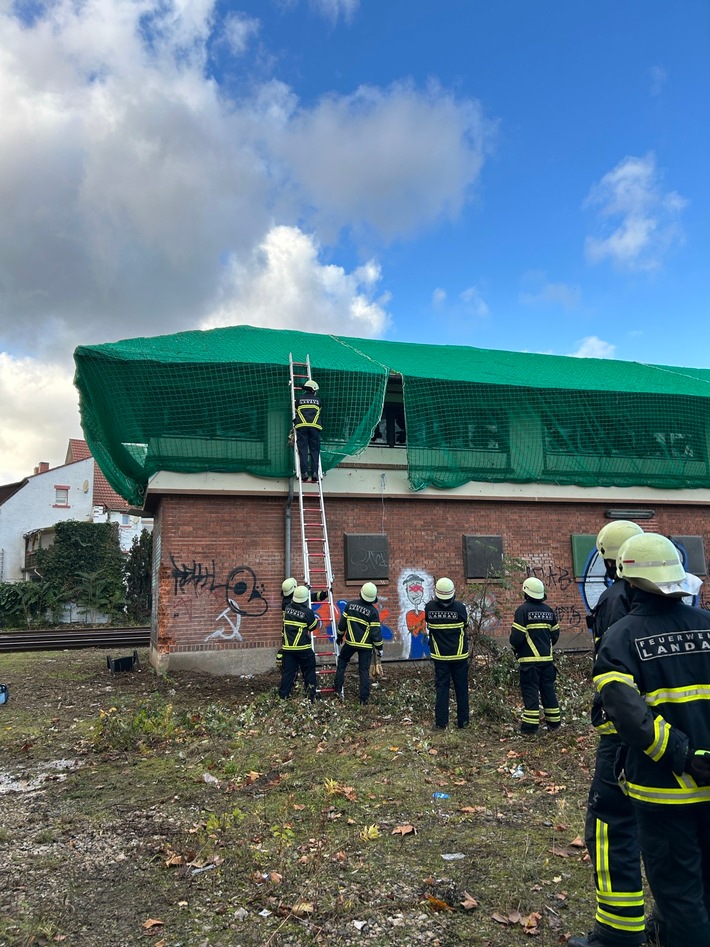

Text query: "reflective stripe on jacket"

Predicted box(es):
[282, 602, 318, 651]
[510, 600, 559, 664]
[590, 580, 635, 734]
[424, 598, 469, 661]
[594, 590, 710, 805]
[338, 599, 382, 649]
[294, 395, 322, 430]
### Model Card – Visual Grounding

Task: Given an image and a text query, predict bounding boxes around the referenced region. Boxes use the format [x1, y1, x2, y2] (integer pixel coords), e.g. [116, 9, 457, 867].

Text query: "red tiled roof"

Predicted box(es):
[65, 439, 130, 512]
[66, 438, 92, 463]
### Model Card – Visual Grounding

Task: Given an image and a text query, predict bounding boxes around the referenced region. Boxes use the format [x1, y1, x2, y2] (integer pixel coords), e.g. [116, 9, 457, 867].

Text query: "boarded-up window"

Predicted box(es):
[344, 534, 389, 580]
[670, 536, 707, 576]
[571, 534, 597, 579]
[463, 535, 504, 579]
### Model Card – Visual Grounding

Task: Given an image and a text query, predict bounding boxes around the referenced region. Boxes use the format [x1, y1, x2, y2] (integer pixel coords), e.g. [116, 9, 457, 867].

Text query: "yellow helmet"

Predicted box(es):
[361, 582, 378, 602]
[522, 577, 545, 600]
[616, 533, 698, 597]
[293, 586, 310, 604]
[281, 577, 297, 596]
[596, 520, 644, 560]
[303, 379, 319, 391]
[435, 577, 455, 600]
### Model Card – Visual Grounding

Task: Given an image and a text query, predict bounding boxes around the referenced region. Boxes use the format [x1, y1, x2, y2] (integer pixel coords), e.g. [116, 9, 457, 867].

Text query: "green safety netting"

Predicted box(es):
[74, 325, 710, 506]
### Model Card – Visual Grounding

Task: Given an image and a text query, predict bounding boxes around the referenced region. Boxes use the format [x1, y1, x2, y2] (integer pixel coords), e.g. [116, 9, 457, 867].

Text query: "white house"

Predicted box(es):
[0, 440, 153, 584]
[0, 458, 94, 582]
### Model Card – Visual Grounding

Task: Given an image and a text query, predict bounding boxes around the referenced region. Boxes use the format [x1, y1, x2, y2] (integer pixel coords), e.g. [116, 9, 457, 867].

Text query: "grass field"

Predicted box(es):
[0, 647, 615, 946]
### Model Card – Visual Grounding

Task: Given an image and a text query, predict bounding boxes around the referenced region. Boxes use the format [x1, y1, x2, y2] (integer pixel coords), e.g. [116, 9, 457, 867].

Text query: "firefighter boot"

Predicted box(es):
[568, 933, 644, 947]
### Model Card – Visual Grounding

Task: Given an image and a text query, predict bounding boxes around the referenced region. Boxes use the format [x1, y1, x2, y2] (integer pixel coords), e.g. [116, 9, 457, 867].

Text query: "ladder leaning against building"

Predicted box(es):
[288, 354, 339, 694]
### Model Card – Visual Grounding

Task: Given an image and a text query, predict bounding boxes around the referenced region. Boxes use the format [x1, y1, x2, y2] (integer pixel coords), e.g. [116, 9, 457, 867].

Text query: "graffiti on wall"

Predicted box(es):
[398, 570, 433, 659]
[467, 590, 500, 633]
[169, 556, 268, 642]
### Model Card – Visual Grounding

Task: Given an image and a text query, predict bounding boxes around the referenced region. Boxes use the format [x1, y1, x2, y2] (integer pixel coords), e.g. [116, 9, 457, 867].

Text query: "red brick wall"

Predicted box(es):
[153, 493, 710, 666]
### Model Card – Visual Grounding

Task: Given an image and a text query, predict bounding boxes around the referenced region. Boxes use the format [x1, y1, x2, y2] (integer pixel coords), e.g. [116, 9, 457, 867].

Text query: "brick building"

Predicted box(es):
[74, 325, 710, 675]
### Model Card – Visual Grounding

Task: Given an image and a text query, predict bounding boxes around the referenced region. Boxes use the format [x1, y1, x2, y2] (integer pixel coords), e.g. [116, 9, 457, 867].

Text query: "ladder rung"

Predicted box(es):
[316, 668, 336, 674]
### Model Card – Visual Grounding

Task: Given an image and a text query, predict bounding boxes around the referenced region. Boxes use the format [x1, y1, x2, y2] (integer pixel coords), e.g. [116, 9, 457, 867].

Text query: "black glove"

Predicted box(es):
[686, 749, 710, 786]
[376, 647, 383, 656]
[336, 635, 344, 646]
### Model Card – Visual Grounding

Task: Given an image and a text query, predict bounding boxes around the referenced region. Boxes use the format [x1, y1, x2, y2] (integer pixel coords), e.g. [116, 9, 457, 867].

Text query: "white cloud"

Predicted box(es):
[0, 354, 81, 484]
[432, 288, 447, 307]
[459, 285, 489, 317]
[519, 281, 581, 310]
[223, 13, 260, 56]
[202, 225, 390, 336]
[276, 81, 495, 242]
[583, 153, 687, 272]
[568, 336, 616, 359]
[649, 65, 667, 97]
[310, 0, 360, 23]
[0, 0, 495, 481]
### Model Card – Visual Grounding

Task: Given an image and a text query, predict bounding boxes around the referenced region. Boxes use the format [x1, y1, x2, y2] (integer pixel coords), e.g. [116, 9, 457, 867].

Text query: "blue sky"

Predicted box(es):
[0, 0, 708, 480]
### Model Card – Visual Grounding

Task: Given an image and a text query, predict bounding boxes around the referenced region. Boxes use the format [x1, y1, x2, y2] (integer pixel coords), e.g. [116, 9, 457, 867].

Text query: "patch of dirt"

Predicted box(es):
[0, 649, 607, 946]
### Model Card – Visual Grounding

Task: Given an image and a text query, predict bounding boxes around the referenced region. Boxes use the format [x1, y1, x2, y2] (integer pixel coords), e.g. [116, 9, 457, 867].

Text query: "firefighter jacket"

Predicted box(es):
[293, 394, 322, 430]
[424, 598, 469, 661]
[337, 599, 382, 650]
[590, 580, 635, 735]
[510, 600, 559, 664]
[282, 590, 327, 610]
[594, 589, 710, 806]
[282, 602, 319, 651]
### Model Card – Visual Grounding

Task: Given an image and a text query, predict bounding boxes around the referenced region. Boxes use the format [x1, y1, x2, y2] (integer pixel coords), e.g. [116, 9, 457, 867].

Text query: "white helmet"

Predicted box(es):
[281, 577, 297, 597]
[522, 577, 545, 600]
[435, 577, 455, 600]
[292, 585, 310, 604]
[616, 533, 701, 598]
[303, 379, 319, 391]
[361, 582, 378, 602]
[596, 520, 644, 560]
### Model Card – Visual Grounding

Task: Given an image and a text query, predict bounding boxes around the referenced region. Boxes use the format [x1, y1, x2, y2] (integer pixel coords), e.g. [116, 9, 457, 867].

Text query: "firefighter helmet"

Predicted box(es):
[616, 533, 700, 597]
[361, 582, 378, 602]
[281, 577, 297, 597]
[292, 585, 310, 604]
[522, 577, 545, 600]
[596, 520, 644, 560]
[435, 577, 455, 600]
[303, 379, 319, 391]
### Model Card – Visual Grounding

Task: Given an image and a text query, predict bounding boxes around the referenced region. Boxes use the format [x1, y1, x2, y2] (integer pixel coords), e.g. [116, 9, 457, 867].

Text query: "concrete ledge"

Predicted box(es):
[150, 646, 276, 677]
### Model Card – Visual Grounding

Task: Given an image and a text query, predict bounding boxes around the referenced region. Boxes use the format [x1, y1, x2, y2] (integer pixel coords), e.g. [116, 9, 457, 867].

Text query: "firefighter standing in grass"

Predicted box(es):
[278, 586, 318, 702]
[592, 533, 710, 947]
[570, 520, 650, 947]
[293, 378, 322, 483]
[424, 577, 470, 730]
[510, 577, 561, 733]
[277, 578, 329, 670]
[334, 582, 383, 705]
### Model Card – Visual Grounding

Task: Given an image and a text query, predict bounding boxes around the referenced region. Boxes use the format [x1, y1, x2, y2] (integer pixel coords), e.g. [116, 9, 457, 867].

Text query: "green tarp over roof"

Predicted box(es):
[74, 324, 710, 504]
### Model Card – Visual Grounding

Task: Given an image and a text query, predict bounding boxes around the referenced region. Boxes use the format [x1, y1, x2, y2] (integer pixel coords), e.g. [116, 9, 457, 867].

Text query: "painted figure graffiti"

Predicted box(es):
[398, 570, 433, 659]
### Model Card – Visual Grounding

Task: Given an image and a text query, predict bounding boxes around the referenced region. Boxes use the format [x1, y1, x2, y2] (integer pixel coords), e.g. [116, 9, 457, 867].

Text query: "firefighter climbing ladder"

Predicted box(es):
[289, 354, 339, 694]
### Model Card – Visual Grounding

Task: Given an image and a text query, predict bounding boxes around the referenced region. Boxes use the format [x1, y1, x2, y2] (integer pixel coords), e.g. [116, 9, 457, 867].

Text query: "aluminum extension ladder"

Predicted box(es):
[288, 353, 340, 694]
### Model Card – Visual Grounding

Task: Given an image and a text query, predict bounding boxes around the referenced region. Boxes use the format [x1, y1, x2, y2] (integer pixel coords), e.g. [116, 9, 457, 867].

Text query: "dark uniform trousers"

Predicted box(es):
[296, 428, 321, 479]
[434, 658, 469, 728]
[635, 802, 710, 947]
[279, 649, 317, 701]
[583, 736, 645, 944]
[519, 663, 560, 732]
[334, 643, 373, 704]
